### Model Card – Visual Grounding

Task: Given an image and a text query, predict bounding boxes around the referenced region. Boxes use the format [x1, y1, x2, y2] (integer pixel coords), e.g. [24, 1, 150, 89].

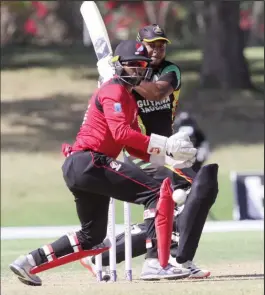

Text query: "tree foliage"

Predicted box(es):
[200, 1, 253, 89]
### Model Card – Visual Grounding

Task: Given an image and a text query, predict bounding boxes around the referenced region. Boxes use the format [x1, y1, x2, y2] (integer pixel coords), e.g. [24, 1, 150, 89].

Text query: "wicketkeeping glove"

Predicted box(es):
[164, 155, 195, 169]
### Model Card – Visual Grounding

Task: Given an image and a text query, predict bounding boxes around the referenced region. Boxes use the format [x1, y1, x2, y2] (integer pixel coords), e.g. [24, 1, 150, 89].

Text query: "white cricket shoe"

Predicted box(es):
[182, 260, 211, 279]
[80, 256, 111, 281]
[169, 256, 210, 279]
[9, 254, 42, 286]
[140, 258, 190, 281]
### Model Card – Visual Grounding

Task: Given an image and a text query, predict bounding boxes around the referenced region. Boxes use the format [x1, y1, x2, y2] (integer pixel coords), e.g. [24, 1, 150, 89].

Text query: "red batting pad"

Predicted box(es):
[155, 177, 174, 268]
[30, 246, 109, 274]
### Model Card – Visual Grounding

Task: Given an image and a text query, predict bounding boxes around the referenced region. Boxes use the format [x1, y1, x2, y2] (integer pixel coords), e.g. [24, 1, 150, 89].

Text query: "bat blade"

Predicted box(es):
[80, 1, 112, 60]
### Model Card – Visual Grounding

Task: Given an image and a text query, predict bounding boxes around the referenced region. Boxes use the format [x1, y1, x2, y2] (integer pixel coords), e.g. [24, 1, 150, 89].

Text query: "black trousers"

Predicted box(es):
[61, 150, 166, 258]
[92, 155, 218, 266]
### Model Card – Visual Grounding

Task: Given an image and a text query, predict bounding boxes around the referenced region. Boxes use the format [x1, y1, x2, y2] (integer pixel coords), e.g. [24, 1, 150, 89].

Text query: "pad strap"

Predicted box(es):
[143, 208, 156, 220]
[67, 232, 82, 253]
[146, 239, 153, 249]
[42, 244, 56, 262]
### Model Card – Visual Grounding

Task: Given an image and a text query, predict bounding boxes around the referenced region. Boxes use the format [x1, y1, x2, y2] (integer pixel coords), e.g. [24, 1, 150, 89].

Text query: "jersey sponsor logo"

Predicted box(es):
[137, 97, 171, 113]
[110, 161, 122, 171]
[114, 103, 122, 113]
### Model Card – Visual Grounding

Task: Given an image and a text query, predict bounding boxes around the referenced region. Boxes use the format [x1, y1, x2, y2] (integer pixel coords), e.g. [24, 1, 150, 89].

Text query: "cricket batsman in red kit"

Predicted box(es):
[9, 40, 197, 286]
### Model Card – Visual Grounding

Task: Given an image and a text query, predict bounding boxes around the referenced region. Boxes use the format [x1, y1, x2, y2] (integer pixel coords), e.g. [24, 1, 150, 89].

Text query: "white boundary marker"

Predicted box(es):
[1, 221, 263, 240]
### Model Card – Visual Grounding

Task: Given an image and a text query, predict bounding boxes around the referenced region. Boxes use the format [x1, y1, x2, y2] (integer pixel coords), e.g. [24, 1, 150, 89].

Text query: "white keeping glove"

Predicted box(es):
[149, 155, 195, 169]
[164, 155, 195, 169]
[196, 141, 210, 162]
[147, 131, 197, 162]
[149, 154, 195, 169]
[97, 54, 115, 84]
[149, 154, 165, 167]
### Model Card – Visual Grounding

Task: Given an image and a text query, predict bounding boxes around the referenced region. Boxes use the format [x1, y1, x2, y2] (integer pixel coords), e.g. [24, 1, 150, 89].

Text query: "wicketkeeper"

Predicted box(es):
[9, 40, 197, 286]
[173, 111, 210, 173]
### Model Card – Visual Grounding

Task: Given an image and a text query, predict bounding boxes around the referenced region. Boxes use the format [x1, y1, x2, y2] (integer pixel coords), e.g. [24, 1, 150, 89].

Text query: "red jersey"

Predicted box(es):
[71, 78, 150, 161]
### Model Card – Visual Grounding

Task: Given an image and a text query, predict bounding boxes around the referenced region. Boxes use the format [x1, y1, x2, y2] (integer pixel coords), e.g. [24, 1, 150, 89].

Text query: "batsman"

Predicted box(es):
[9, 40, 198, 286]
[81, 24, 219, 280]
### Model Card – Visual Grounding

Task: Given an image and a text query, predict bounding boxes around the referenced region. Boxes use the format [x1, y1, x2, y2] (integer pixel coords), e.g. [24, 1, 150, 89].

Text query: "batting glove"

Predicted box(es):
[97, 54, 114, 84]
[147, 131, 197, 162]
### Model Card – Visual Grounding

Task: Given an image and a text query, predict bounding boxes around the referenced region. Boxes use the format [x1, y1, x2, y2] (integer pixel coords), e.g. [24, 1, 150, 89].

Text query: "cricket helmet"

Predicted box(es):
[111, 40, 152, 86]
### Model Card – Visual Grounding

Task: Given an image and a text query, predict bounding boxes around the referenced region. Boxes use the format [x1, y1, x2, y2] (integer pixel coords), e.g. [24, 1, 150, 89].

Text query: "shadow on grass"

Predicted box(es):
[1, 44, 102, 71]
[1, 89, 264, 153]
[1, 44, 264, 79]
[1, 94, 88, 152]
[1, 45, 264, 153]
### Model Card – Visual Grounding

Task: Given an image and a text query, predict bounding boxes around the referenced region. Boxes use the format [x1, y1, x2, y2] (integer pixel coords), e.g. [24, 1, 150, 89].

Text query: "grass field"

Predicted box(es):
[1, 231, 264, 295]
[1, 45, 264, 225]
[1, 144, 264, 226]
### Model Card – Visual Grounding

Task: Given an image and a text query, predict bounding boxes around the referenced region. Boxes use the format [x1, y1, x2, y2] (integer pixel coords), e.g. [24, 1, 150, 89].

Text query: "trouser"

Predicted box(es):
[92, 154, 218, 266]
[123, 152, 195, 190]
[175, 163, 218, 263]
[30, 150, 165, 266]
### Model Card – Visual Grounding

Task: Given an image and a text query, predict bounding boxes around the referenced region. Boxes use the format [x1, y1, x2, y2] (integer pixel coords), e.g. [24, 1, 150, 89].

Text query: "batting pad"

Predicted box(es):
[155, 177, 174, 268]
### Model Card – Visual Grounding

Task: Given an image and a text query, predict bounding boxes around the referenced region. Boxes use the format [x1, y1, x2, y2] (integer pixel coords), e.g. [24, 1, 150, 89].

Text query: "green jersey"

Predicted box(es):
[134, 60, 181, 137]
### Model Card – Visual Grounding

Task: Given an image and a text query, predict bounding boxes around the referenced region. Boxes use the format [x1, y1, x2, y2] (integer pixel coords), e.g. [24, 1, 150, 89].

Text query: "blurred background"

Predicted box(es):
[1, 1, 264, 228]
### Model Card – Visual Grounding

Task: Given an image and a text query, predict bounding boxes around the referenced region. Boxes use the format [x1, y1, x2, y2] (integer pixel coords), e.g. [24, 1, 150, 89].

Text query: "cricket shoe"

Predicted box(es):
[9, 254, 42, 286]
[182, 260, 211, 279]
[80, 256, 111, 281]
[168, 255, 210, 279]
[140, 258, 190, 281]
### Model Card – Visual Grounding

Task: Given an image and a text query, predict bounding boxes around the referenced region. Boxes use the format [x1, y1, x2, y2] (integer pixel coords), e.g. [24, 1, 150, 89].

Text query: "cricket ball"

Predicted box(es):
[172, 189, 187, 206]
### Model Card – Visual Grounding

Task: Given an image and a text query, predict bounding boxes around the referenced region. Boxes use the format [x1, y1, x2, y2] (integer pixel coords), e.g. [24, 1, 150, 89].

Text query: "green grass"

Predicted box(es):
[1, 46, 264, 225]
[1, 231, 264, 295]
[2, 143, 264, 226]
[168, 47, 264, 89]
[167, 47, 264, 61]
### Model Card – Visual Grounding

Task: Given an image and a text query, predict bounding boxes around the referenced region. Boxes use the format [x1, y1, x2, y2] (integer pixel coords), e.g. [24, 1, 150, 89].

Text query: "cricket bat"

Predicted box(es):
[80, 1, 113, 60]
